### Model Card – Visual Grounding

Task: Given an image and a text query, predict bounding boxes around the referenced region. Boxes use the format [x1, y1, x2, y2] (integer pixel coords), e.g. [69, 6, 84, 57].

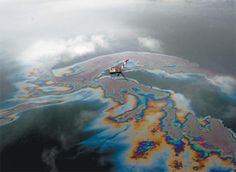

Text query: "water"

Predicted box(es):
[0, 0, 235, 171]
[0, 99, 110, 171]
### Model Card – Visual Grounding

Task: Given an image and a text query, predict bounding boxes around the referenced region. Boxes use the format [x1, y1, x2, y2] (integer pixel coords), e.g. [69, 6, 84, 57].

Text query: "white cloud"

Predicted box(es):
[138, 37, 162, 51]
[147, 69, 193, 80]
[208, 76, 236, 95]
[20, 35, 109, 65]
[172, 93, 193, 112]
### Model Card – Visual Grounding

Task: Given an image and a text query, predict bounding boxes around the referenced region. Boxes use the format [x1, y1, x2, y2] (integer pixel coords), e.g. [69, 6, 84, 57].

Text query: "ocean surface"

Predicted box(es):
[0, 0, 235, 171]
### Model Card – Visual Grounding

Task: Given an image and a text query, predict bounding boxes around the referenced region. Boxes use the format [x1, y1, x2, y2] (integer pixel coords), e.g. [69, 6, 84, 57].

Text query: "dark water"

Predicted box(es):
[1, 130, 114, 172]
[0, 99, 114, 171]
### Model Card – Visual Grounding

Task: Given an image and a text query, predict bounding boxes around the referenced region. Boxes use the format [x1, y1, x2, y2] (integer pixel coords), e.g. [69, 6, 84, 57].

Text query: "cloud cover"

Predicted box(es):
[209, 76, 236, 96]
[20, 35, 109, 65]
[138, 37, 162, 51]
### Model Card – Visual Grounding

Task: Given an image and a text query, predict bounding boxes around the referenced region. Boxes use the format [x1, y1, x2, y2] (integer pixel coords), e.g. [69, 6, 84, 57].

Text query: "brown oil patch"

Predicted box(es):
[169, 159, 183, 171]
[127, 133, 167, 165]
